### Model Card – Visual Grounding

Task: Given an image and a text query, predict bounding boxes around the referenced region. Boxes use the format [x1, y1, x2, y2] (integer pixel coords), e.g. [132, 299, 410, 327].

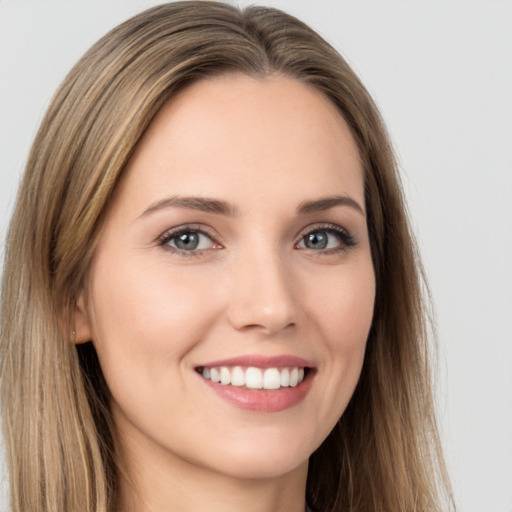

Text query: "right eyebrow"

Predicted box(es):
[138, 196, 240, 219]
[297, 195, 365, 217]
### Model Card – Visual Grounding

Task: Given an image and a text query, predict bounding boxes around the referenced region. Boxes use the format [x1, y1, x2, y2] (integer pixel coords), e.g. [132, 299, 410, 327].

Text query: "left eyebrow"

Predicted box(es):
[297, 195, 365, 216]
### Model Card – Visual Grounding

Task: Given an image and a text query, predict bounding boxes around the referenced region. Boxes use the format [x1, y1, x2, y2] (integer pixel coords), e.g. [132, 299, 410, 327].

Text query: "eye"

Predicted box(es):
[296, 225, 355, 252]
[159, 227, 219, 254]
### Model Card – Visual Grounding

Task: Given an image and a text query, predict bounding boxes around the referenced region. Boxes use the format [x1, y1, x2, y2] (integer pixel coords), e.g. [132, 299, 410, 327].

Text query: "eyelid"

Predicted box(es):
[295, 223, 356, 251]
[157, 224, 223, 254]
[156, 222, 355, 257]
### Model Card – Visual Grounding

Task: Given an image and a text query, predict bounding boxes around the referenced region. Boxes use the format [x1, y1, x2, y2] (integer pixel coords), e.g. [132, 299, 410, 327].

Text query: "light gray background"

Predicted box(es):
[1, 1, 511, 511]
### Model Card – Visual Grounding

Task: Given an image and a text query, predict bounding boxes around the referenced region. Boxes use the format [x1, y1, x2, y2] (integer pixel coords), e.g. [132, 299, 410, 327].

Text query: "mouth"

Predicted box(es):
[195, 356, 316, 413]
[196, 365, 309, 390]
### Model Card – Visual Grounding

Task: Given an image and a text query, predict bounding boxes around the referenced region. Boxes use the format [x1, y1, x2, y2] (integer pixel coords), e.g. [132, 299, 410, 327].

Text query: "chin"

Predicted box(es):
[212, 452, 309, 481]
[195, 429, 317, 480]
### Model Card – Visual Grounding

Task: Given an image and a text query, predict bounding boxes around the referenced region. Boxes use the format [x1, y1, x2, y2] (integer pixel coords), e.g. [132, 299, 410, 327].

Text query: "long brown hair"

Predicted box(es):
[1, 2, 453, 511]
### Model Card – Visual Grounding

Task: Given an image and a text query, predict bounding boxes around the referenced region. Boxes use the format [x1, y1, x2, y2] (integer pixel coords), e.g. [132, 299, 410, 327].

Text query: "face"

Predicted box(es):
[77, 74, 375, 484]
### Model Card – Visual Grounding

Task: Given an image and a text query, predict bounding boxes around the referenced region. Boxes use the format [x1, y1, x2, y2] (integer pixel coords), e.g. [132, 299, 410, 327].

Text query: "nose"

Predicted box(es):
[227, 248, 298, 335]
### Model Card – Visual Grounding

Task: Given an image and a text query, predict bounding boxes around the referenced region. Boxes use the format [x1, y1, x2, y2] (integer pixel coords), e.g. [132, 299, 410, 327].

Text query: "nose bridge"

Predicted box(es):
[227, 239, 297, 334]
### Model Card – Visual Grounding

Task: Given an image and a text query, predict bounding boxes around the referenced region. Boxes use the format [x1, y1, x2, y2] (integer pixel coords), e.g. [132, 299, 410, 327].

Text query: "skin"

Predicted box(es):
[75, 74, 376, 512]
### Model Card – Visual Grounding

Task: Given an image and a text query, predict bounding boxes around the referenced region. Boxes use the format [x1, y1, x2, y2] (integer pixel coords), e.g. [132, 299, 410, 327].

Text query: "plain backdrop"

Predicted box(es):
[1, 1, 511, 511]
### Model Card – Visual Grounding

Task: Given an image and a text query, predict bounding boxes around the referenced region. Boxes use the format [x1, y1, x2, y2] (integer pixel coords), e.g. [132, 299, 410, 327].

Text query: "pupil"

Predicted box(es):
[306, 231, 327, 249]
[176, 232, 199, 250]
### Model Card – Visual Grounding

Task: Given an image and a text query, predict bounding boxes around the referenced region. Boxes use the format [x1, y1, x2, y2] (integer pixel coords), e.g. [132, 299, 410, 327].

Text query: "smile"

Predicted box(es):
[198, 366, 306, 390]
[195, 355, 315, 413]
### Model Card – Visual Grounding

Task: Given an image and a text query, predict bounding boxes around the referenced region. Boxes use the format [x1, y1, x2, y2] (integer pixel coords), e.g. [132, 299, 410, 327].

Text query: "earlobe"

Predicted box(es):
[73, 295, 93, 344]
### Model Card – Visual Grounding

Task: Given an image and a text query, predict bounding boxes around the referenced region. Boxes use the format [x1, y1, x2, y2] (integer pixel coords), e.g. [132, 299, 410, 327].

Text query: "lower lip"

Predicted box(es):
[200, 372, 314, 413]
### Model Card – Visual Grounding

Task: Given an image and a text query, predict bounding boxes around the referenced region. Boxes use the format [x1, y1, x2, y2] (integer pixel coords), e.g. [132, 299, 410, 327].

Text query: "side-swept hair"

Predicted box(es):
[1, 2, 453, 511]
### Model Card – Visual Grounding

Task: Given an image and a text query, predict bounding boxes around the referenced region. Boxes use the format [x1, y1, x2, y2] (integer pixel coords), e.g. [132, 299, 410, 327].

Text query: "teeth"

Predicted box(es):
[209, 367, 220, 383]
[245, 367, 263, 389]
[220, 367, 230, 385]
[289, 368, 299, 387]
[280, 368, 290, 387]
[231, 366, 245, 386]
[263, 368, 280, 390]
[200, 366, 307, 390]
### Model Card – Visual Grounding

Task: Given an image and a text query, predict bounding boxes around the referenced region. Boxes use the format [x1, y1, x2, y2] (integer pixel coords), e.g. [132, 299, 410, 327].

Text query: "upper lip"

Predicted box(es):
[197, 354, 315, 369]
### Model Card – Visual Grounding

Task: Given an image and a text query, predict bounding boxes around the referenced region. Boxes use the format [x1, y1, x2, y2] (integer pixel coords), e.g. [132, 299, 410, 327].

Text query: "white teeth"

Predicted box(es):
[220, 366, 230, 385]
[280, 368, 290, 387]
[210, 367, 220, 383]
[245, 367, 263, 389]
[289, 368, 299, 387]
[200, 365, 307, 390]
[231, 366, 245, 386]
[263, 368, 281, 390]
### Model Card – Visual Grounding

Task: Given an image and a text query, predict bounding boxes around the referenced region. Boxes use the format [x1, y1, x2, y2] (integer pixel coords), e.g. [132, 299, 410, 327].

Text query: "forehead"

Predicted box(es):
[115, 73, 364, 215]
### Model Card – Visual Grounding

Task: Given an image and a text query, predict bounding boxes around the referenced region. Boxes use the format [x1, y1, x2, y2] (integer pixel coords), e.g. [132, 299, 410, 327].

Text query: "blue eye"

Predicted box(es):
[161, 229, 216, 252]
[297, 226, 355, 252]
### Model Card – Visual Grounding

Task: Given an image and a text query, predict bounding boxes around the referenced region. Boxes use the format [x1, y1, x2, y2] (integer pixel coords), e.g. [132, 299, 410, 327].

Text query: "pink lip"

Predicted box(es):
[196, 354, 316, 413]
[201, 375, 314, 413]
[198, 354, 315, 369]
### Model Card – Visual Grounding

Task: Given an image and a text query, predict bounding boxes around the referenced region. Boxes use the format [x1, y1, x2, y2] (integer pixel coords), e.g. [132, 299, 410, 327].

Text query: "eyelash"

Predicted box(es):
[157, 223, 356, 257]
[157, 224, 220, 257]
[296, 223, 356, 254]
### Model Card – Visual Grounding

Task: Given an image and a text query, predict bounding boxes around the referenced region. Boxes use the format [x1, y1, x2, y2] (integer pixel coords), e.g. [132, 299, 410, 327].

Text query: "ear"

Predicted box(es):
[73, 294, 93, 344]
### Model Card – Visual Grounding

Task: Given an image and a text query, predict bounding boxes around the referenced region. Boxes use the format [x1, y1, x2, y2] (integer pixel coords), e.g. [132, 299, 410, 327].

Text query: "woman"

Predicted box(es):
[0, 2, 453, 511]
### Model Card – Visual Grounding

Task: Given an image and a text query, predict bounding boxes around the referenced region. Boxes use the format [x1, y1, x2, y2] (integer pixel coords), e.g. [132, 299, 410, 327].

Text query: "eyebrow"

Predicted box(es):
[297, 195, 365, 216]
[139, 196, 239, 218]
[139, 194, 364, 219]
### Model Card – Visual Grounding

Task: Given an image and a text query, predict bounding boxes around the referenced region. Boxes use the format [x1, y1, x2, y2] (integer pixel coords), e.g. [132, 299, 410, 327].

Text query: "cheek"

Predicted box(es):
[87, 256, 224, 373]
[308, 260, 375, 353]
[86, 258, 229, 430]
[293, 257, 375, 443]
